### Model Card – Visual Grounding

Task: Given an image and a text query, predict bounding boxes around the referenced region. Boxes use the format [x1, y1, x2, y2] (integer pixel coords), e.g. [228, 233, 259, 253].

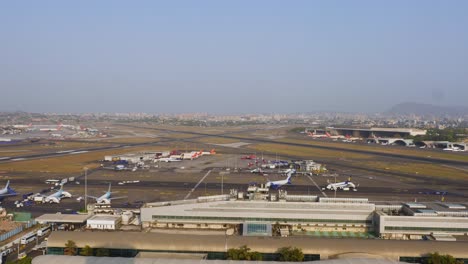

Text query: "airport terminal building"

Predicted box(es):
[140, 195, 468, 241]
[141, 196, 375, 236]
[43, 195, 468, 262]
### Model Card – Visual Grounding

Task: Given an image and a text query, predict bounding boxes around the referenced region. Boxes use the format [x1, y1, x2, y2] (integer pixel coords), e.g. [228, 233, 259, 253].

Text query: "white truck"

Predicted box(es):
[34, 196, 45, 203]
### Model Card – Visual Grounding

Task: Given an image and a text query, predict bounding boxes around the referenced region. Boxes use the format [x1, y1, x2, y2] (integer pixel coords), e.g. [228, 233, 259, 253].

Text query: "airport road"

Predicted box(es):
[184, 170, 212, 200]
[4, 232, 48, 263]
[306, 174, 328, 197]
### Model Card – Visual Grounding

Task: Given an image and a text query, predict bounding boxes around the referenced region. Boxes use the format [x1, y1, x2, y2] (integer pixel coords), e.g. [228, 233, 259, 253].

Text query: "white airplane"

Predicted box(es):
[265, 169, 296, 189]
[44, 185, 72, 203]
[324, 181, 357, 191]
[326, 132, 345, 140]
[157, 157, 182, 162]
[0, 180, 17, 200]
[87, 183, 126, 204]
[250, 168, 264, 174]
[307, 131, 328, 139]
[443, 146, 461, 152]
[201, 149, 216, 156]
[342, 134, 361, 142]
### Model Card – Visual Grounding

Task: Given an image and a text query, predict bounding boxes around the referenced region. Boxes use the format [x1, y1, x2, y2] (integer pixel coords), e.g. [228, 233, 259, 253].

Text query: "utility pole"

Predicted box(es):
[334, 174, 337, 199]
[84, 167, 88, 213]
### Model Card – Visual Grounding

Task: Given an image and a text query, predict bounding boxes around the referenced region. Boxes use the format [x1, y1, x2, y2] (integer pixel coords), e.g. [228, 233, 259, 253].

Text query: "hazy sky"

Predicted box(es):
[1, 1, 467, 114]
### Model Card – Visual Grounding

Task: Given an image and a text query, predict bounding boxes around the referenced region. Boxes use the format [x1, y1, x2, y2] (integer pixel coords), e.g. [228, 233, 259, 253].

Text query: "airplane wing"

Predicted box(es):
[0, 193, 17, 197]
[110, 196, 127, 200]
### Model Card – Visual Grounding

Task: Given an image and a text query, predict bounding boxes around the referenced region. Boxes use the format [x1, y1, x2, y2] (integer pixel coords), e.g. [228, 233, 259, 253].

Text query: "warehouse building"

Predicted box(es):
[87, 215, 122, 230]
[35, 214, 90, 231]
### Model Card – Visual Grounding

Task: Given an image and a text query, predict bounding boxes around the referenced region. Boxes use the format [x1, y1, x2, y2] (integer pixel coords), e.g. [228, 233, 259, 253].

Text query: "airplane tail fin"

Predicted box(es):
[210, 149, 216, 154]
[326, 132, 331, 137]
[5, 180, 10, 189]
[286, 170, 295, 184]
[108, 183, 112, 193]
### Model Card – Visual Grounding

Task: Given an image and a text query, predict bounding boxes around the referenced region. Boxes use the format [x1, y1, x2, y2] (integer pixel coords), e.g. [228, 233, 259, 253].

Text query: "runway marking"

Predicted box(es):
[11, 158, 26, 161]
[184, 170, 212, 200]
[306, 174, 328, 197]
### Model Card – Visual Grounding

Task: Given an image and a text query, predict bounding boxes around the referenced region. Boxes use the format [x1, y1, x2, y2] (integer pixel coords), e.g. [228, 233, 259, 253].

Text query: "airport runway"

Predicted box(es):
[119, 124, 468, 166]
[1, 125, 466, 169]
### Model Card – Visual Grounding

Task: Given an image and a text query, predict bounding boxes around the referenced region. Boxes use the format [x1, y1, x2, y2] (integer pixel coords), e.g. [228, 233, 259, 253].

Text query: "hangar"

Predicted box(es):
[329, 128, 426, 138]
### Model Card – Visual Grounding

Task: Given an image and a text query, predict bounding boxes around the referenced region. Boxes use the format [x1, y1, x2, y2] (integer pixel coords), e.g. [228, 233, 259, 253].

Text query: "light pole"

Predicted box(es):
[334, 174, 337, 199]
[221, 172, 224, 195]
[84, 167, 88, 213]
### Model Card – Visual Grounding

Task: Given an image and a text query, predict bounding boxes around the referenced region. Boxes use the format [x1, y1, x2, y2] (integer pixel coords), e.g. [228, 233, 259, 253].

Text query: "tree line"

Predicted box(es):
[62, 240, 465, 263]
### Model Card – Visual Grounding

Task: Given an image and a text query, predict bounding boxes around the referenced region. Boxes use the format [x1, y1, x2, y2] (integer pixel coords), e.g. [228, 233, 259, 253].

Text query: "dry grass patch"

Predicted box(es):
[0, 145, 172, 174]
[247, 143, 372, 160]
[274, 138, 468, 163]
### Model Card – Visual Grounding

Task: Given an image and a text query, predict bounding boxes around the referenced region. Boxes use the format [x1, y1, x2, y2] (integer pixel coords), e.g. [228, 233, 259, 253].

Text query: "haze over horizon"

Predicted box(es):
[1, 1, 467, 114]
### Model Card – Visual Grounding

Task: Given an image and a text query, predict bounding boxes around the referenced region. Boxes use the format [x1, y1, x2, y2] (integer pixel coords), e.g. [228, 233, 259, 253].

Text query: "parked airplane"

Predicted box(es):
[241, 155, 257, 160]
[115, 164, 127, 170]
[87, 184, 126, 204]
[158, 157, 182, 162]
[250, 168, 264, 174]
[343, 134, 361, 142]
[44, 185, 72, 203]
[0, 180, 17, 200]
[265, 169, 296, 189]
[443, 146, 462, 152]
[307, 131, 328, 139]
[326, 132, 345, 140]
[324, 181, 357, 191]
[201, 149, 216, 155]
[13, 123, 63, 131]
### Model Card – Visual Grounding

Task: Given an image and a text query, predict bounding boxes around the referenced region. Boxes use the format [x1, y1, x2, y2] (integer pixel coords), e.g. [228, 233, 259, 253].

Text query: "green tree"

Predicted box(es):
[425, 252, 463, 264]
[64, 240, 77, 256]
[95, 248, 110, 257]
[12, 256, 32, 264]
[227, 245, 262, 261]
[277, 246, 304, 262]
[79, 245, 94, 256]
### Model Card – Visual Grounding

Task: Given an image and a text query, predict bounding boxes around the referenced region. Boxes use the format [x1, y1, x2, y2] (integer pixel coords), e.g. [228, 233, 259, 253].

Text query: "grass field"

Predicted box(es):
[248, 143, 468, 181]
[275, 138, 468, 162]
[0, 141, 108, 157]
[247, 143, 372, 160]
[227, 131, 468, 163]
[98, 137, 160, 144]
[0, 145, 173, 174]
[195, 137, 241, 144]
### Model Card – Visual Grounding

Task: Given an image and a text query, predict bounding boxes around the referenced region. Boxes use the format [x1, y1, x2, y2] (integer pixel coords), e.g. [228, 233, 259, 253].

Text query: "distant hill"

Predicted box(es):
[386, 102, 468, 117]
